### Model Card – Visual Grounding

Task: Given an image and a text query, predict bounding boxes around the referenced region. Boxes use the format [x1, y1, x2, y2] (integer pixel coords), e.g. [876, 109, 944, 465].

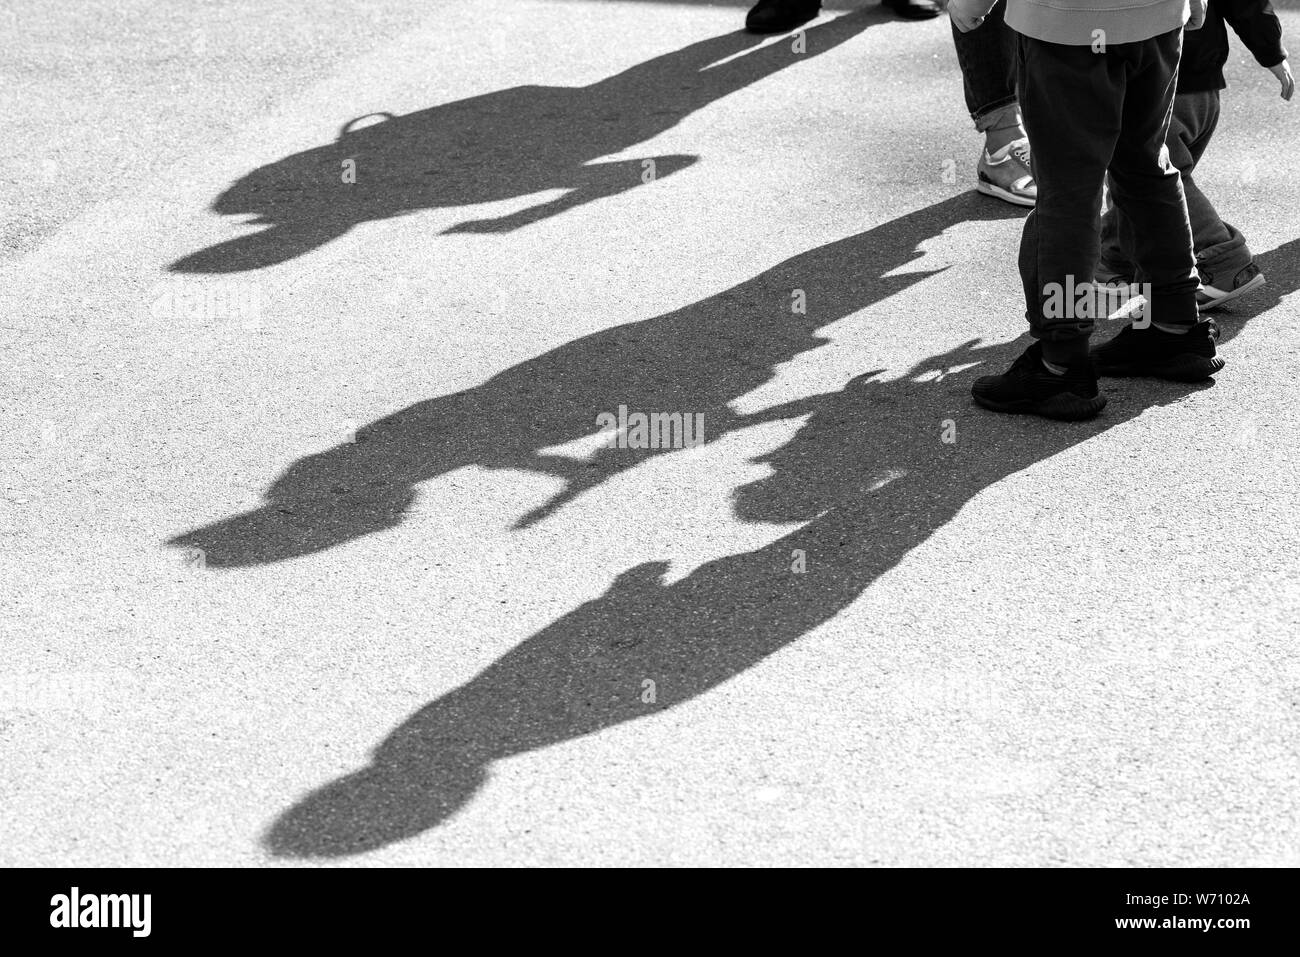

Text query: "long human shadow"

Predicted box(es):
[168, 11, 885, 273]
[170, 192, 1020, 566]
[255, 222, 1293, 857]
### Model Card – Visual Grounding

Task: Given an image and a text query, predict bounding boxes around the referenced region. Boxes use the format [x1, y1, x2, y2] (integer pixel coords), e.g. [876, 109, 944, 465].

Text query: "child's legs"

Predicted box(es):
[1016, 34, 1124, 350]
[1098, 181, 1134, 279]
[953, 1, 1017, 130]
[1100, 91, 1215, 278]
[1174, 91, 1254, 279]
[1106, 28, 1199, 327]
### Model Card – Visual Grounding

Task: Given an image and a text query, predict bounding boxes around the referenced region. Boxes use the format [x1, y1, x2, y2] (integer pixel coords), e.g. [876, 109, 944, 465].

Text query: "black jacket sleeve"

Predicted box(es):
[1215, 0, 1288, 68]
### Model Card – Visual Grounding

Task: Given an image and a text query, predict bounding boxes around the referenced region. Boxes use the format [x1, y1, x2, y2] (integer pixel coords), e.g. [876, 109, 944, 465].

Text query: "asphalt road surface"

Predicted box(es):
[3, 0, 1298, 866]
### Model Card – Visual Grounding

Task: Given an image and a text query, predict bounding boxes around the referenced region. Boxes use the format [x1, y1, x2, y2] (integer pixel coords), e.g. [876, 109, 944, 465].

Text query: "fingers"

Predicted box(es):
[1271, 63, 1295, 101]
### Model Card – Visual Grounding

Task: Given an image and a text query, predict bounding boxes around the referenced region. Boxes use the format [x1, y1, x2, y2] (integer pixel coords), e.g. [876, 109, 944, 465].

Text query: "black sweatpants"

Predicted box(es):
[1016, 26, 1200, 346]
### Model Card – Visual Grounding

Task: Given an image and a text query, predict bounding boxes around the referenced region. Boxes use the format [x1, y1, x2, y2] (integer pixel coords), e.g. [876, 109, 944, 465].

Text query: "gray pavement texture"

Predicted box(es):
[2, 0, 1299, 866]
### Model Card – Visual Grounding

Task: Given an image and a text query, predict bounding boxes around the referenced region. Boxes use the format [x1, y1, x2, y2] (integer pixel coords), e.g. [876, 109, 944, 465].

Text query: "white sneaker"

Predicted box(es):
[1196, 262, 1266, 312]
[977, 138, 1036, 207]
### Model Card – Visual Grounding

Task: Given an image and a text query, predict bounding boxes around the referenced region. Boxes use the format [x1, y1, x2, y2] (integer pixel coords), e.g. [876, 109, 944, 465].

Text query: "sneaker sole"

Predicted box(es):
[975, 180, 1036, 208]
[745, 10, 820, 33]
[1197, 273, 1266, 312]
[1093, 353, 1225, 382]
[745, 22, 817, 33]
[973, 390, 1107, 421]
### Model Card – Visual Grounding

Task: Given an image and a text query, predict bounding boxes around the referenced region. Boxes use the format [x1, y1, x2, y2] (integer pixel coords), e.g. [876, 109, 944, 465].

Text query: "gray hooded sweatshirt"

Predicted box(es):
[1006, 0, 1191, 46]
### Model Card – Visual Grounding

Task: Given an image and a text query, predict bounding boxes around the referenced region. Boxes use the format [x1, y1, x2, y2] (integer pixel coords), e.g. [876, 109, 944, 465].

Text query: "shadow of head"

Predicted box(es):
[170, 11, 886, 273]
[264, 757, 487, 859]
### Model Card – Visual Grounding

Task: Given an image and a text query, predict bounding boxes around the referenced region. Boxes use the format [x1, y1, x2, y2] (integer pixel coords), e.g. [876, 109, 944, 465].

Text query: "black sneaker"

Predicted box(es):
[882, 0, 942, 18]
[745, 0, 820, 33]
[971, 342, 1107, 420]
[1090, 320, 1224, 381]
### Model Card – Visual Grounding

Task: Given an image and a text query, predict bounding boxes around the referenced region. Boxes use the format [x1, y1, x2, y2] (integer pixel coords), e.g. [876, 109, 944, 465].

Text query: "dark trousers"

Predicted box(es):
[1100, 89, 1253, 285]
[1016, 27, 1200, 343]
[952, 0, 1017, 124]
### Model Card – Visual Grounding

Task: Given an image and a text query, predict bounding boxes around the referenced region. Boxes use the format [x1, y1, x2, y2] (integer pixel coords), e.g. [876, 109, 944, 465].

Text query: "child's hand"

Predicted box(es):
[946, 0, 994, 32]
[1269, 60, 1295, 101]
[1187, 0, 1206, 30]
